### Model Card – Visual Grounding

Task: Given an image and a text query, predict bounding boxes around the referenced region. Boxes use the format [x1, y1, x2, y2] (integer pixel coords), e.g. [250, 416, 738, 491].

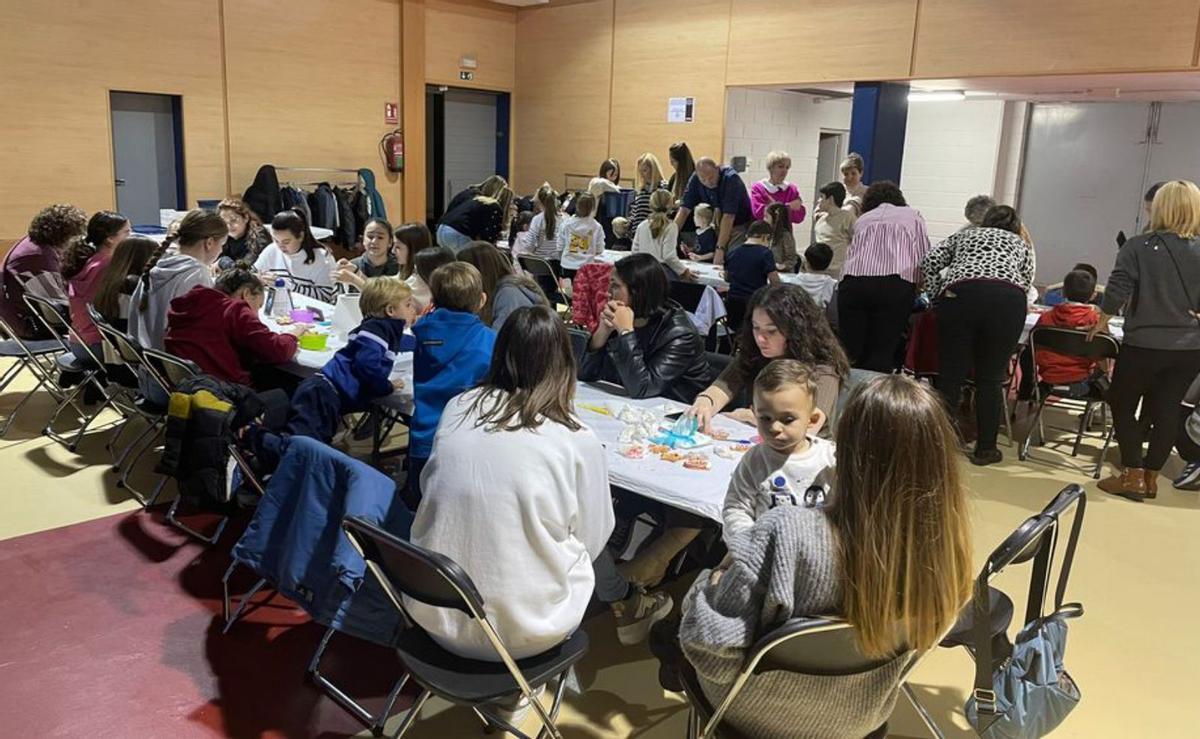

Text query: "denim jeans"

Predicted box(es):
[436, 224, 474, 253]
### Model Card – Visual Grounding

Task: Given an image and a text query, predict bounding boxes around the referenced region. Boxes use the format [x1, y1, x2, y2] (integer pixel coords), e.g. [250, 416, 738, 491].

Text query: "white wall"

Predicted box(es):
[900, 99, 1007, 241]
[724, 89, 853, 207]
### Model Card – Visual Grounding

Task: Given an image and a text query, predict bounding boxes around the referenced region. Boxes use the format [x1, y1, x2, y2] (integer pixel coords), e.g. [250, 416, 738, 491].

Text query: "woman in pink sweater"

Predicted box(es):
[749, 150, 807, 225]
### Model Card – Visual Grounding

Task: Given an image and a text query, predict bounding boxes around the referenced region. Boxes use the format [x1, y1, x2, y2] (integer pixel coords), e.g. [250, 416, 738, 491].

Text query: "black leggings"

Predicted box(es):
[838, 275, 916, 372]
[934, 281, 1027, 452]
[1108, 345, 1200, 470]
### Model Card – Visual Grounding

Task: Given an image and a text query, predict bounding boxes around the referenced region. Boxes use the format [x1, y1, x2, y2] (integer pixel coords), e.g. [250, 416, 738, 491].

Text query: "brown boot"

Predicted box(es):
[1098, 467, 1148, 500]
[1143, 469, 1159, 499]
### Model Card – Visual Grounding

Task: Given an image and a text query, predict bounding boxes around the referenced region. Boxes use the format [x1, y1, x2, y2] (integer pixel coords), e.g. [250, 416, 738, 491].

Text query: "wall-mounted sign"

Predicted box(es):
[384, 102, 398, 125]
[459, 70, 475, 82]
[668, 97, 694, 123]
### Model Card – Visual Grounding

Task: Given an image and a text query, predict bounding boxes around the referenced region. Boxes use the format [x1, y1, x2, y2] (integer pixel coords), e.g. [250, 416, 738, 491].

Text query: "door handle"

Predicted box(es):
[115, 178, 127, 186]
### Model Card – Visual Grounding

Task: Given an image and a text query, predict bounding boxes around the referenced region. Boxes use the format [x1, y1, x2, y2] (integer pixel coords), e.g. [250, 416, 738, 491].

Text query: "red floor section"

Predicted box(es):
[0, 509, 412, 738]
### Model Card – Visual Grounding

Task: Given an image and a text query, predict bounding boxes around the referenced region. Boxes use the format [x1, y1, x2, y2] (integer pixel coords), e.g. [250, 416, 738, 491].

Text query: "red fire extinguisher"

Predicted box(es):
[380, 129, 404, 173]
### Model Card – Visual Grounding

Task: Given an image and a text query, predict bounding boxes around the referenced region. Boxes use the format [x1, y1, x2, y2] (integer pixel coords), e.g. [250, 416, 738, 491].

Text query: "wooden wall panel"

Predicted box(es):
[913, 0, 1200, 77]
[609, 0, 730, 174]
[0, 0, 227, 241]
[224, 0, 402, 220]
[725, 0, 918, 85]
[512, 1, 614, 194]
[425, 0, 516, 91]
[403, 0, 428, 222]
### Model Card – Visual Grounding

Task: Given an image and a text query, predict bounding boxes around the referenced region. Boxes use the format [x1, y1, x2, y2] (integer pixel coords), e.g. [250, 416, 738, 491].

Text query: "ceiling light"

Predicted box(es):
[908, 90, 966, 102]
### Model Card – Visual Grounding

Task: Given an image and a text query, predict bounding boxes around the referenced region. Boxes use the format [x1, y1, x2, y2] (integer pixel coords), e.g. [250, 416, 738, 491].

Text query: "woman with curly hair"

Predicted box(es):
[1, 204, 87, 338]
[686, 283, 849, 434]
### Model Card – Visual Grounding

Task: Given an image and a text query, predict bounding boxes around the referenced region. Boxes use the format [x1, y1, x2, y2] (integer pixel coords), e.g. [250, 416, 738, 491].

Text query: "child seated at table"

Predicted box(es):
[722, 220, 781, 300]
[794, 243, 838, 309]
[685, 204, 717, 262]
[164, 268, 304, 388]
[406, 262, 497, 508]
[1034, 268, 1107, 394]
[559, 192, 606, 271]
[610, 216, 633, 251]
[285, 276, 418, 443]
[722, 359, 836, 541]
[409, 246, 457, 314]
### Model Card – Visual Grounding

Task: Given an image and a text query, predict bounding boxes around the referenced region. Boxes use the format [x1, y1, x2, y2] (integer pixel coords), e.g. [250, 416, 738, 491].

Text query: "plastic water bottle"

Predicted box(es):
[270, 278, 293, 319]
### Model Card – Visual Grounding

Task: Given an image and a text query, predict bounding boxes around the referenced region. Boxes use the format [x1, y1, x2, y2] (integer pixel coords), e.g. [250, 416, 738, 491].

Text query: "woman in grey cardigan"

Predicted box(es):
[1095, 180, 1200, 501]
[673, 375, 973, 738]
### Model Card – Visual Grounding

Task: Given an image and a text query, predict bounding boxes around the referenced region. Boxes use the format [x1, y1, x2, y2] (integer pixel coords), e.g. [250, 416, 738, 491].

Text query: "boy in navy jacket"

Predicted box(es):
[287, 277, 417, 442]
[406, 262, 496, 507]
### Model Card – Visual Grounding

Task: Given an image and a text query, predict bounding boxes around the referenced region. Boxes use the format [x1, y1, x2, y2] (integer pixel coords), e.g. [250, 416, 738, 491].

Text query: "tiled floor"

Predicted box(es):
[0, 372, 1196, 738]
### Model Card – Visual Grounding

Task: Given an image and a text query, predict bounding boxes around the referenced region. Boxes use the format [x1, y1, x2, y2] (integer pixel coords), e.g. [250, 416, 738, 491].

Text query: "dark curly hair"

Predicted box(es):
[861, 181, 906, 213]
[981, 204, 1022, 235]
[734, 283, 849, 381]
[27, 204, 87, 249]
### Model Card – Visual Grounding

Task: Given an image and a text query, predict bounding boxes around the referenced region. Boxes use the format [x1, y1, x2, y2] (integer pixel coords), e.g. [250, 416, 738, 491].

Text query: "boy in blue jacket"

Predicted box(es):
[406, 261, 496, 508]
[287, 277, 417, 442]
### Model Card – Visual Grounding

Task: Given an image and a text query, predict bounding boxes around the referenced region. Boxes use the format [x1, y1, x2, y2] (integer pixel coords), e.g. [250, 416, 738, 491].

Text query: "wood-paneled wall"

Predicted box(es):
[425, 0, 516, 91]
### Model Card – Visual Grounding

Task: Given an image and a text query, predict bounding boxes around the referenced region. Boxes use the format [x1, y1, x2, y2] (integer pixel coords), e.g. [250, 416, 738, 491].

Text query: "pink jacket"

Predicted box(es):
[750, 180, 807, 224]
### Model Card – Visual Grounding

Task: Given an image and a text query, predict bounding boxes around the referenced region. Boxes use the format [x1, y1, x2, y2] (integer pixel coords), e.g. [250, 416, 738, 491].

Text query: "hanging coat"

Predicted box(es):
[242, 165, 281, 223]
[357, 168, 387, 220]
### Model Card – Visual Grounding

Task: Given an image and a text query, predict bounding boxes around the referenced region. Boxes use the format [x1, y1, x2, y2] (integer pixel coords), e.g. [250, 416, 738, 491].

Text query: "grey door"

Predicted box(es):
[442, 89, 498, 208]
[110, 92, 183, 225]
[1146, 103, 1200, 231]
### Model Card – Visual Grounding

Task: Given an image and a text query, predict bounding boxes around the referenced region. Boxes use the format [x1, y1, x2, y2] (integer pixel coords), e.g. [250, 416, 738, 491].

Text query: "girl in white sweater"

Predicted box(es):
[254, 209, 337, 303]
[407, 305, 615, 662]
[633, 189, 693, 281]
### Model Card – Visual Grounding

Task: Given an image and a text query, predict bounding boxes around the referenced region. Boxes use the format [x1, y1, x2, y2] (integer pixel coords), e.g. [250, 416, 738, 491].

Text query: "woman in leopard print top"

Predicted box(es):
[920, 205, 1034, 466]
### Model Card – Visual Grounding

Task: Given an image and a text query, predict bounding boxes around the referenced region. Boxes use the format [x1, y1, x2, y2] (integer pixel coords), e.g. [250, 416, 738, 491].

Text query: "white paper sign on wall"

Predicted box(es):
[667, 97, 695, 123]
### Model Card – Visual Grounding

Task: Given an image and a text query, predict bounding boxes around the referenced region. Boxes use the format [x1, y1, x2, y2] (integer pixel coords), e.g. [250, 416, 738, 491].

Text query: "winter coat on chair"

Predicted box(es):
[242, 165, 281, 223]
[231, 434, 408, 645]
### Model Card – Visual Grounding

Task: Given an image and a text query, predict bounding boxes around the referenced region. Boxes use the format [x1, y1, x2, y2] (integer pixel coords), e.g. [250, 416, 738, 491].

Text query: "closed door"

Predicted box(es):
[443, 89, 498, 207]
[110, 91, 184, 225]
[1145, 103, 1200, 231]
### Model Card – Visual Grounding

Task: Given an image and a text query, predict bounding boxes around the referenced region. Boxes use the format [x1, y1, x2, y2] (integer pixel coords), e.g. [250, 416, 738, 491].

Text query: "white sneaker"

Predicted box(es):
[614, 589, 674, 646]
[491, 685, 546, 730]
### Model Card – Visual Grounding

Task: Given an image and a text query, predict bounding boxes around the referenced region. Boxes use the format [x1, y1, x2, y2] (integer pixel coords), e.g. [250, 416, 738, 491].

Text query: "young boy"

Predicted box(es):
[794, 242, 838, 309]
[1034, 268, 1105, 392]
[722, 359, 836, 541]
[610, 216, 633, 251]
[287, 276, 417, 443]
[685, 204, 718, 262]
[721, 220, 781, 300]
[407, 262, 497, 507]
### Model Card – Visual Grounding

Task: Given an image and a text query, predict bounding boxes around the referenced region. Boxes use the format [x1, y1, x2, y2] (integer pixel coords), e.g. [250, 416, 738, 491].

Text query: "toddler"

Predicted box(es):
[686, 204, 717, 261]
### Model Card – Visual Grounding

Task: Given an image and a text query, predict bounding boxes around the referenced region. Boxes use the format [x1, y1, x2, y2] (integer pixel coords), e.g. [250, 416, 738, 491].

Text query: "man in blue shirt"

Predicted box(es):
[674, 157, 754, 266]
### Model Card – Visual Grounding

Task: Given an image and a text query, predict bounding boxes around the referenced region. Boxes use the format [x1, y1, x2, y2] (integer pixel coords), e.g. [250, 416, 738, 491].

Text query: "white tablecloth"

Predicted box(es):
[595, 250, 801, 290]
[137, 223, 336, 243]
[574, 383, 754, 523]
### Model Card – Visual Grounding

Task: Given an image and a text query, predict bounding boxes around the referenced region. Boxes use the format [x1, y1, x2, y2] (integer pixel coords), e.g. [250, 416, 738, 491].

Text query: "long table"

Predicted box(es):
[595, 249, 803, 290]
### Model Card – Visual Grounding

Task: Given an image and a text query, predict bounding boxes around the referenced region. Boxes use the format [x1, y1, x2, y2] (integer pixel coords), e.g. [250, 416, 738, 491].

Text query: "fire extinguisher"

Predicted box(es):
[380, 128, 404, 173]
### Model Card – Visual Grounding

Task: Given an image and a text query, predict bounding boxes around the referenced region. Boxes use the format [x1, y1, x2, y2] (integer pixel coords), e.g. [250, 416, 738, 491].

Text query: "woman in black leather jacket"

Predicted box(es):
[580, 253, 712, 402]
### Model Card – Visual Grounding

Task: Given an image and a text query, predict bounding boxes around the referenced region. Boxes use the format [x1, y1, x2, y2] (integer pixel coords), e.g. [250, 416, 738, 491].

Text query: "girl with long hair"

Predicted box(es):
[437, 184, 514, 252]
[517, 183, 563, 260]
[64, 211, 131, 357]
[457, 242, 548, 328]
[632, 189, 692, 280]
[254, 208, 337, 302]
[335, 217, 400, 288]
[93, 235, 157, 331]
[217, 198, 271, 268]
[628, 153, 668, 235]
[764, 201, 798, 272]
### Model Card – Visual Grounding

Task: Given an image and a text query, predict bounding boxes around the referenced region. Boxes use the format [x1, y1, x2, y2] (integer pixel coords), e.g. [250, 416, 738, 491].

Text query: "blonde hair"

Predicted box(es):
[430, 261, 483, 313]
[611, 216, 630, 237]
[840, 152, 864, 174]
[359, 276, 413, 318]
[765, 150, 792, 171]
[475, 186, 516, 238]
[648, 189, 673, 240]
[693, 203, 714, 227]
[476, 175, 508, 199]
[636, 152, 664, 190]
[1150, 180, 1200, 239]
[830, 375, 973, 659]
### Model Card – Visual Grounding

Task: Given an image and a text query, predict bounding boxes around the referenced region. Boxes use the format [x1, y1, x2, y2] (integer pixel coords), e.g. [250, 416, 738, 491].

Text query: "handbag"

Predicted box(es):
[965, 494, 1086, 738]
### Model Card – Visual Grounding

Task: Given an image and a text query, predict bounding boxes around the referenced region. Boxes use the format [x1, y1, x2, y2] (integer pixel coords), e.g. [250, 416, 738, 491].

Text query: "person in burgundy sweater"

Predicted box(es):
[164, 268, 303, 387]
[1033, 268, 1105, 390]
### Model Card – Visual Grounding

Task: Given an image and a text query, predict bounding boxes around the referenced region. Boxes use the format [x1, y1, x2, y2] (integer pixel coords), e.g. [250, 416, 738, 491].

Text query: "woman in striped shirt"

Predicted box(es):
[837, 182, 931, 373]
[628, 153, 668, 236]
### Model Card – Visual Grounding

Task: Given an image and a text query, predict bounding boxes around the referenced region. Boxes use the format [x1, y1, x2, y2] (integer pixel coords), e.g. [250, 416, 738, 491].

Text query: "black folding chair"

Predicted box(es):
[0, 315, 65, 437]
[567, 327, 589, 369]
[928, 484, 1086, 736]
[334, 515, 589, 739]
[89, 306, 171, 506]
[1020, 327, 1120, 478]
[24, 293, 117, 451]
[678, 616, 935, 739]
[723, 294, 749, 352]
[518, 255, 570, 314]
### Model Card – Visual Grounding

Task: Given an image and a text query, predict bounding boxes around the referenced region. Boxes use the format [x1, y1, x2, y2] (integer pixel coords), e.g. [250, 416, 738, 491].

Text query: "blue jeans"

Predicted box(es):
[436, 224, 474, 253]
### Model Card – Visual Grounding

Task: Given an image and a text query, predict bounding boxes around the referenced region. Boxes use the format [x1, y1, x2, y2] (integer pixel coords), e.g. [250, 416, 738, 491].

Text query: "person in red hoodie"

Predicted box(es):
[1033, 269, 1107, 392]
[164, 268, 304, 387]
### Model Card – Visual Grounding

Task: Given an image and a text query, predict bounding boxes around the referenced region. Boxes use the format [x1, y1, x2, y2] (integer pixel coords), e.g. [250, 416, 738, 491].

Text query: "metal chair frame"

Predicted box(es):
[518, 255, 571, 315]
[0, 315, 69, 437]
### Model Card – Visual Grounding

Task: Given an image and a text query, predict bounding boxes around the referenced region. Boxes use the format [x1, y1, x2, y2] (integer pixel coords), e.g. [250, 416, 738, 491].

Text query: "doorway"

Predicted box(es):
[425, 85, 511, 225]
[813, 129, 849, 240]
[110, 92, 185, 226]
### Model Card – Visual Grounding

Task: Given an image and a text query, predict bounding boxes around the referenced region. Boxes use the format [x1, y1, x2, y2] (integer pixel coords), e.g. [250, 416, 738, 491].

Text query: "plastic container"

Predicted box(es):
[289, 309, 316, 324]
[299, 332, 329, 351]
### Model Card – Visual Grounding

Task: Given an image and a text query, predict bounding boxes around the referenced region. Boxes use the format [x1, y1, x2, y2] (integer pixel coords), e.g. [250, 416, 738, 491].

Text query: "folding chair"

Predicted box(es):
[24, 293, 117, 451]
[89, 306, 171, 506]
[333, 515, 589, 739]
[567, 327, 589, 369]
[922, 484, 1087, 737]
[142, 347, 264, 544]
[0, 315, 65, 437]
[670, 281, 729, 352]
[678, 616, 937, 739]
[1020, 327, 1120, 478]
[518, 255, 570, 315]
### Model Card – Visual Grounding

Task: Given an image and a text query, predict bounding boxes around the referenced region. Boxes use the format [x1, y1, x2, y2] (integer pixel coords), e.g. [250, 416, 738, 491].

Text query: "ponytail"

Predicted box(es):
[137, 240, 170, 313]
[61, 236, 97, 281]
[766, 202, 790, 247]
[64, 210, 128, 280]
[648, 188, 673, 240]
[536, 183, 558, 238]
[271, 208, 321, 265]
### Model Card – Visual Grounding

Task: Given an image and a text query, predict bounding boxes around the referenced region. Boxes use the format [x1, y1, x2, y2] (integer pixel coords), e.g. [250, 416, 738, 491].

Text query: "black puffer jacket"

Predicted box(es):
[242, 165, 281, 223]
[579, 305, 713, 402]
